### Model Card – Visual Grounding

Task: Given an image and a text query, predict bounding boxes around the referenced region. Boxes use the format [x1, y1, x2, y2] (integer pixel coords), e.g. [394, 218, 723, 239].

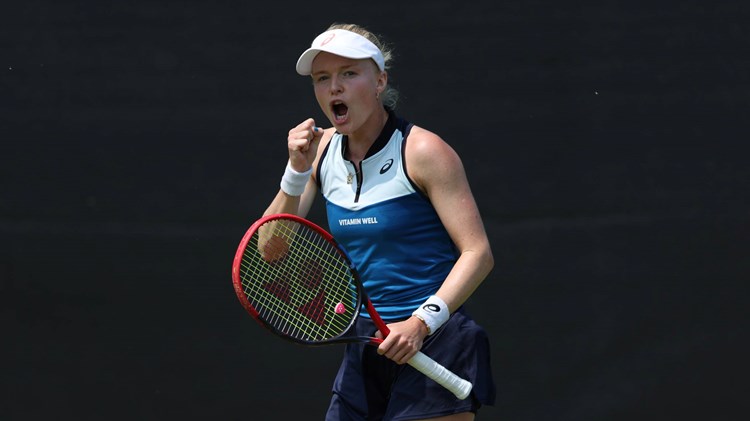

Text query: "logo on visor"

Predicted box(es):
[320, 33, 336, 46]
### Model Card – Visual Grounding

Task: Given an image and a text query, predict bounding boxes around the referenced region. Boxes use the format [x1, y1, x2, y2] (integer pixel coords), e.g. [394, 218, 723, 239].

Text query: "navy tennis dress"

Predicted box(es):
[317, 108, 496, 420]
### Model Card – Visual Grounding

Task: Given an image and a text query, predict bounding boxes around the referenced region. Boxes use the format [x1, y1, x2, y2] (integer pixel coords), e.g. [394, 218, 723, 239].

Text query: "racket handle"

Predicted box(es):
[407, 351, 473, 400]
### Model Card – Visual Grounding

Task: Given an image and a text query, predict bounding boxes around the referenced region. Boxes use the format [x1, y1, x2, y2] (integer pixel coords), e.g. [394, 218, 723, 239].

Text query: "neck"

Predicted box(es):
[345, 106, 389, 162]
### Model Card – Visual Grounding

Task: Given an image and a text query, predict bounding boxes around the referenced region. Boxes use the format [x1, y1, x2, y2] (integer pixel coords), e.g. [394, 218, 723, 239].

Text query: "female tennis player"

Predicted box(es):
[262, 23, 496, 421]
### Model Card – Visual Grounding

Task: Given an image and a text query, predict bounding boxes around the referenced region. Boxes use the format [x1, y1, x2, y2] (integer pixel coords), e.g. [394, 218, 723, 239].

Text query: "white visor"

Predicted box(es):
[296, 29, 385, 76]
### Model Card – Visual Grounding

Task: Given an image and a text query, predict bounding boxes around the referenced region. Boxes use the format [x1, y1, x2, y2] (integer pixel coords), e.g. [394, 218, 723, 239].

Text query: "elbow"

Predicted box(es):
[484, 247, 495, 275]
[478, 242, 494, 277]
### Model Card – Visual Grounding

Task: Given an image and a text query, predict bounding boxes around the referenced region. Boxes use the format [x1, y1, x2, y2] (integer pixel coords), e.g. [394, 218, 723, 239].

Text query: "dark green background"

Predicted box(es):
[3, 1, 747, 419]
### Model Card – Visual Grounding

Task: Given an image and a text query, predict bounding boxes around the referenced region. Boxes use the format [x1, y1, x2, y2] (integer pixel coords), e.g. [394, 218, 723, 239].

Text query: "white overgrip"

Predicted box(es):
[407, 351, 473, 400]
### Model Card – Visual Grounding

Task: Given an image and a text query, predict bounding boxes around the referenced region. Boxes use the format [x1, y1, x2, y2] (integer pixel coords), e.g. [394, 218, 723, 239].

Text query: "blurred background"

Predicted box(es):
[2, 1, 748, 419]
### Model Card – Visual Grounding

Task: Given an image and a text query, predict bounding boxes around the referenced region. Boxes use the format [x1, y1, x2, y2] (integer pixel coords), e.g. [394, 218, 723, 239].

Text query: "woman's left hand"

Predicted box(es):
[374, 316, 429, 365]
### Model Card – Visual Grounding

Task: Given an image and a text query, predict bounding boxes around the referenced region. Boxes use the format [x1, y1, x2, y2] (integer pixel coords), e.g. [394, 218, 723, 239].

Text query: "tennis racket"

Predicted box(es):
[231, 213, 473, 400]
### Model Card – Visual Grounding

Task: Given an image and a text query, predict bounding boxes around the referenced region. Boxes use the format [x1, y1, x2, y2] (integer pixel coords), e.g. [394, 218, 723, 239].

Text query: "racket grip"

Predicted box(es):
[407, 351, 473, 400]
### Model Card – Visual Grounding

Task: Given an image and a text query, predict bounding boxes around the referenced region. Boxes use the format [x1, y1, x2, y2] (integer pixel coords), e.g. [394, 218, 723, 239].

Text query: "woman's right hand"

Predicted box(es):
[288, 118, 323, 172]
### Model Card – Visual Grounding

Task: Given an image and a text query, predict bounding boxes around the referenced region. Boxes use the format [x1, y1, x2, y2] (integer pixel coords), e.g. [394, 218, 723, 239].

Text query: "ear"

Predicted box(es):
[376, 71, 388, 95]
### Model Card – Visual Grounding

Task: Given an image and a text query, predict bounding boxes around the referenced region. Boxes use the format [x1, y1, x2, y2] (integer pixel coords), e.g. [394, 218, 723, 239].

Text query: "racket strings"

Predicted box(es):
[239, 219, 358, 342]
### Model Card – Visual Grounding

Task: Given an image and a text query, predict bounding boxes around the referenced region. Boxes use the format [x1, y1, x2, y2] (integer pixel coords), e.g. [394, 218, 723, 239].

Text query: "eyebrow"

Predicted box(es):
[311, 63, 359, 77]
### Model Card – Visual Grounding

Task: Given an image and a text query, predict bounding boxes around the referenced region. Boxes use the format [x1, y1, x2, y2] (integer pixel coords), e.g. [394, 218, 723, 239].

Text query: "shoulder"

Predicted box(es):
[312, 127, 338, 178]
[405, 125, 459, 161]
[318, 127, 337, 153]
[404, 125, 466, 193]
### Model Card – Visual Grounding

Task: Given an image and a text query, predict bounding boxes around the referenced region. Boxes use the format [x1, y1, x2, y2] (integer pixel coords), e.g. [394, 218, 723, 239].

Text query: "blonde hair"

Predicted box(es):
[326, 23, 399, 109]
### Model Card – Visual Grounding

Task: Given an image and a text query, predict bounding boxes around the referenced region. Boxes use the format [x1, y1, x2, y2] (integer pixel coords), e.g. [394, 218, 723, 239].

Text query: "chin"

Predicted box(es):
[330, 120, 352, 135]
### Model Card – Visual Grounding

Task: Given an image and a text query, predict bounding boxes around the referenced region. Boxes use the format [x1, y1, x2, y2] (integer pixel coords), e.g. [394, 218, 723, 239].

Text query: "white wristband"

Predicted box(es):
[412, 295, 450, 335]
[280, 161, 312, 196]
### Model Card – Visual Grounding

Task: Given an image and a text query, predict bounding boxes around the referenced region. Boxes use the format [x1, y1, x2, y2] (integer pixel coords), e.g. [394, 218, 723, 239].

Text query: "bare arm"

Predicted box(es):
[410, 128, 494, 311]
[377, 126, 494, 364]
[263, 179, 318, 218]
[263, 119, 331, 218]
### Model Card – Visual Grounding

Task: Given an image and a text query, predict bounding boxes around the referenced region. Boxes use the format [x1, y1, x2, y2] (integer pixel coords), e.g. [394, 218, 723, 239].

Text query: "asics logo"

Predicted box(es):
[423, 304, 441, 313]
[380, 159, 394, 174]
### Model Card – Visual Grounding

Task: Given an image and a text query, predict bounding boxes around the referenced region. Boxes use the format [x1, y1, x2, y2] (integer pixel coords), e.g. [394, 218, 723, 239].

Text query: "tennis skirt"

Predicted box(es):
[325, 307, 496, 421]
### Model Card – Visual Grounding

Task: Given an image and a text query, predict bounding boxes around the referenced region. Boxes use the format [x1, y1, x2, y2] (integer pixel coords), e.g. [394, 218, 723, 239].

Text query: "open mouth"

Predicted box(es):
[331, 101, 349, 124]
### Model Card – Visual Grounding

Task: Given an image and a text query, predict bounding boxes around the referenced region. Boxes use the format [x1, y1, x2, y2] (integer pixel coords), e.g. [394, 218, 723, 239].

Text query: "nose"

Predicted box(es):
[329, 75, 343, 95]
